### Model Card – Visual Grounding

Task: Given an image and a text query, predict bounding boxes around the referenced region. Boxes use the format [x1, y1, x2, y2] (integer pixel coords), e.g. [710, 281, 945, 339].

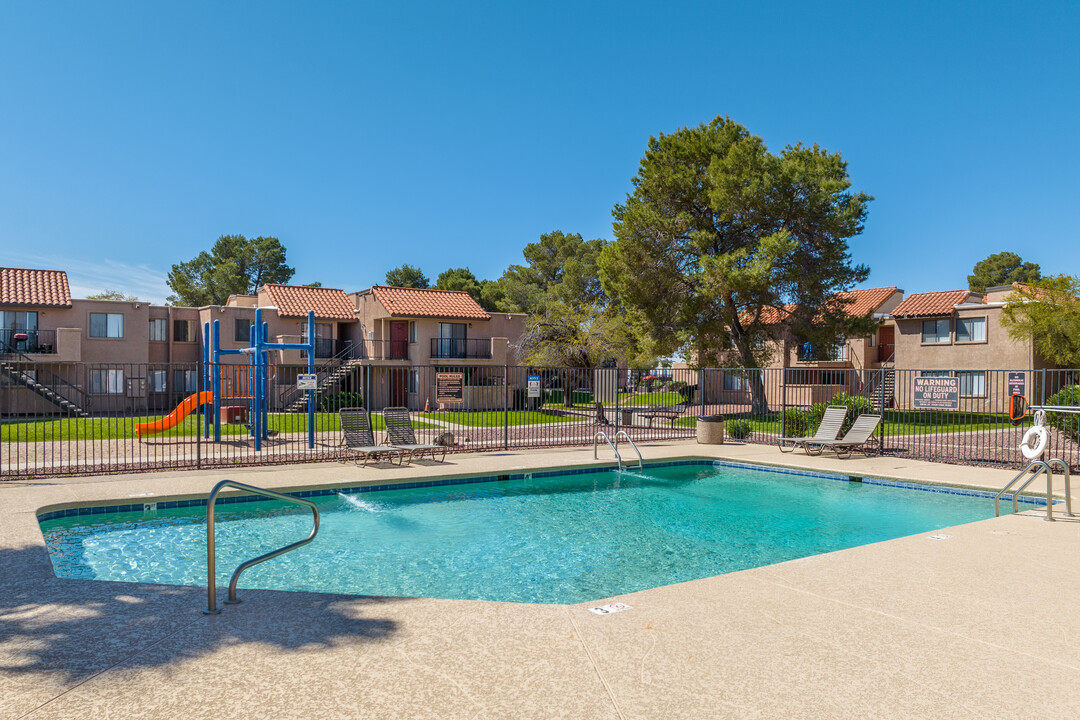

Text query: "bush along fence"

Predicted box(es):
[1, 360, 1078, 478]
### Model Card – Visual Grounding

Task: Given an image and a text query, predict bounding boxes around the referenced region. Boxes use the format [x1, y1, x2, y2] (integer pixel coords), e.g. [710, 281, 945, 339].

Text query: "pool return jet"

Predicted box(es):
[994, 394, 1076, 520]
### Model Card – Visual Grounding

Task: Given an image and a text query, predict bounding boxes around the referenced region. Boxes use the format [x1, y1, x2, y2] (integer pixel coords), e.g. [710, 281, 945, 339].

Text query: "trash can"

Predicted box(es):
[696, 415, 725, 444]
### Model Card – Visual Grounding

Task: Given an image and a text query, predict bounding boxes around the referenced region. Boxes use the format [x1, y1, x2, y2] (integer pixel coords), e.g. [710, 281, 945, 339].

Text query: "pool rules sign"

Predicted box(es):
[435, 372, 464, 404]
[912, 376, 959, 410]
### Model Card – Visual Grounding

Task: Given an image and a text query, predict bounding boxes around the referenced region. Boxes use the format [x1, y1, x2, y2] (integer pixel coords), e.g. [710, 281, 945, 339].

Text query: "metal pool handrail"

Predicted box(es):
[613, 431, 643, 469]
[594, 432, 623, 471]
[994, 458, 1073, 521]
[204, 479, 320, 615]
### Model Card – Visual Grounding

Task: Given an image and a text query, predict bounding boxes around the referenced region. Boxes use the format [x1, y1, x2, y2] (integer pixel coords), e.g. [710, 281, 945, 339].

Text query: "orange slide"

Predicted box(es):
[135, 391, 215, 436]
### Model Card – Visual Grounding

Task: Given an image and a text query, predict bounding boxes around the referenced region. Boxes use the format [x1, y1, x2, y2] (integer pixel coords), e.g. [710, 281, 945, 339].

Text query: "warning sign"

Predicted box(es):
[527, 374, 541, 398]
[435, 372, 464, 404]
[1007, 372, 1026, 398]
[912, 376, 959, 410]
[297, 374, 317, 390]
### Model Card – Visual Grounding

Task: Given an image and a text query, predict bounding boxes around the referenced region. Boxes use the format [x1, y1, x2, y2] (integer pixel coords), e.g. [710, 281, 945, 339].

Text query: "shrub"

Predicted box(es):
[782, 408, 813, 437]
[726, 418, 752, 439]
[677, 384, 698, 404]
[1045, 385, 1080, 443]
[321, 391, 363, 413]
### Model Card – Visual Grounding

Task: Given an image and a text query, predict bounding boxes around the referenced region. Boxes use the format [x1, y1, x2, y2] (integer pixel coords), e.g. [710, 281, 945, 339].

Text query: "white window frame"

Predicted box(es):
[921, 319, 951, 344]
[149, 318, 167, 342]
[149, 370, 167, 392]
[409, 321, 417, 343]
[409, 369, 419, 394]
[956, 316, 986, 343]
[90, 368, 124, 394]
[173, 369, 197, 393]
[957, 371, 986, 397]
[89, 313, 124, 339]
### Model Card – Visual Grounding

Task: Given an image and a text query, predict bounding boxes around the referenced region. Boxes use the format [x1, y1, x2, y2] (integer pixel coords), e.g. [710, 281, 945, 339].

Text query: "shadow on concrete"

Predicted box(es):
[0, 544, 401, 684]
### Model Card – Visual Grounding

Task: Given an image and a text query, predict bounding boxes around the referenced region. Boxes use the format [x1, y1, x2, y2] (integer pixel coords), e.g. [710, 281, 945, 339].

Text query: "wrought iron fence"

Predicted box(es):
[2, 360, 1078, 478]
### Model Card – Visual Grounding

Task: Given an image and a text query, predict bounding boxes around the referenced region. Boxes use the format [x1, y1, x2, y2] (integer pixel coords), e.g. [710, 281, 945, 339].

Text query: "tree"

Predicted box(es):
[436, 267, 481, 298]
[86, 290, 139, 302]
[495, 230, 653, 368]
[600, 116, 873, 412]
[968, 251, 1041, 293]
[384, 264, 429, 288]
[167, 235, 294, 306]
[1001, 275, 1080, 367]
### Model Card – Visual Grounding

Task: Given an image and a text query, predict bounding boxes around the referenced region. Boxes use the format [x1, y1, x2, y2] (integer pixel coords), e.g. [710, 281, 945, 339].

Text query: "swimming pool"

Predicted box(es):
[39, 461, 1032, 604]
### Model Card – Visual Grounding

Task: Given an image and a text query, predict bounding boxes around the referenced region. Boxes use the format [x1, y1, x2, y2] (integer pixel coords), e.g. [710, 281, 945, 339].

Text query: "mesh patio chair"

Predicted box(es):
[804, 414, 882, 458]
[382, 406, 447, 463]
[339, 407, 404, 467]
[777, 405, 847, 454]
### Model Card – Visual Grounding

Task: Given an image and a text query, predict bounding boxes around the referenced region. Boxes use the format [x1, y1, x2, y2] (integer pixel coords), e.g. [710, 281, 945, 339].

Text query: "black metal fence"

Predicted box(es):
[2, 360, 1078, 478]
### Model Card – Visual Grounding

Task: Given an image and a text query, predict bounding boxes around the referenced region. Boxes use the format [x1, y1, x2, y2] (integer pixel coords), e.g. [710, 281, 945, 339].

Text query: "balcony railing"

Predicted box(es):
[300, 338, 354, 360]
[0, 329, 57, 354]
[430, 337, 492, 359]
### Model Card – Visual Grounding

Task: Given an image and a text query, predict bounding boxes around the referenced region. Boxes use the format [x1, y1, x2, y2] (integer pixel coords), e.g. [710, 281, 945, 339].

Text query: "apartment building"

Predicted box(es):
[1, 267, 526, 415]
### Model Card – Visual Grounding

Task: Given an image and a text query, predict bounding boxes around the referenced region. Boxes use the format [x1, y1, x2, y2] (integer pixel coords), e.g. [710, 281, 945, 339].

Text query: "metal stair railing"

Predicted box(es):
[0, 355, 92, 416]
[594, 431, 623, 471]
[280, 342, 358, 411]
[204, 480, 320, 614]
[994, 458, 1073, 521]
[614, 430, 643, 469]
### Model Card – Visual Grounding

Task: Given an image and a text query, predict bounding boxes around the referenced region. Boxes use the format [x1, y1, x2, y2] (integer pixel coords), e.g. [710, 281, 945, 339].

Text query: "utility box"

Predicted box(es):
[220, 405, 249, 425]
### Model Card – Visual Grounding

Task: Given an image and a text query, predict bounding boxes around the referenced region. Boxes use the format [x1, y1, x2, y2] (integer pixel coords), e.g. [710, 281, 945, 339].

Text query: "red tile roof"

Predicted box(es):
[262, 284, 356, 321]
[825, 286, 899, 318]
[371, 286, 491, 320]
[748, 287, 898, 326]
[891, 290, 981, 318]
[0, 267, 72, 307]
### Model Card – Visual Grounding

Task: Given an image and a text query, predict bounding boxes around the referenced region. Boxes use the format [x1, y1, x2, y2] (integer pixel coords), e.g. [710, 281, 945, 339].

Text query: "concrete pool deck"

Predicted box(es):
[2, 441, 1078, 719]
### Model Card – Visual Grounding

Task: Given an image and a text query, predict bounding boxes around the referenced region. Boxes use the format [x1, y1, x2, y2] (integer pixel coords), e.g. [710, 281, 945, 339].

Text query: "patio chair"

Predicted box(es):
[777, 406, 847, 454]
[383, 406, 447, 463]
[339, 407, 404, 467]
[804, 414, 882, 458]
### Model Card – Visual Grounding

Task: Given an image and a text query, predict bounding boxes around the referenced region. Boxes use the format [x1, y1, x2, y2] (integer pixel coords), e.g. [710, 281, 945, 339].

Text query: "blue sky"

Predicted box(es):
[1, 1, 1077, 304]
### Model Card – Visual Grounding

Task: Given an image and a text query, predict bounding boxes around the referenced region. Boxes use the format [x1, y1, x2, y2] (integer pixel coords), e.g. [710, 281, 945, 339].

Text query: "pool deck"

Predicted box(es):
[2, 441, 1079, 719]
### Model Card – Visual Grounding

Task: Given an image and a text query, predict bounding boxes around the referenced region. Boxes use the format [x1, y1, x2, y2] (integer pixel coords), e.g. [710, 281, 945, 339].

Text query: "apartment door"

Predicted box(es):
[878, 326, 895, 362]
[389, 322, 409, 360]
[389, 367, 408, 406]
[437, 322, 467, 358]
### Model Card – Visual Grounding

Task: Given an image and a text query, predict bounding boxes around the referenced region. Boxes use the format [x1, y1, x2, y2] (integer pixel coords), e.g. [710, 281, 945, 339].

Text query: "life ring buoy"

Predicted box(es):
[1020, 425, 1049, 460]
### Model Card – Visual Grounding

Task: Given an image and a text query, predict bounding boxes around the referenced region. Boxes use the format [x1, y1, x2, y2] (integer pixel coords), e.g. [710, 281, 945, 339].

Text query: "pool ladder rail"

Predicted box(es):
[593, 431, 643, 471]
[994, 458, 1073, 521]
[204, 479, 320, 615]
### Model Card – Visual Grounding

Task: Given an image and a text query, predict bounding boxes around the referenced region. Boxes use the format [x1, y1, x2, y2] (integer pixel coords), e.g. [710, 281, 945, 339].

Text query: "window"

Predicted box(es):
[149, 370, 167, 392]
[89, 313, 124, 338]
[722, 372, 745, 391]
[956, 317, 986, 343]
[235, 318, 253, 343]
[173, 369, 197, 393]
[921, 319, 950, 344]
[149, 319, 167, 342]
[0, 310, 38, 330]
[921, 371, 951, 378]
[90, 368, 124, 394]
[173, 319, 190, 343]
[409, 321, 417, 343]
[409, 369, 419, 394]
[958, 371, 986, 397]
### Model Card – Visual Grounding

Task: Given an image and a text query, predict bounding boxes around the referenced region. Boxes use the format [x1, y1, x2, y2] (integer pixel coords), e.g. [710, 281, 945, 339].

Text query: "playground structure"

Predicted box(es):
[135, 309, 318, 450]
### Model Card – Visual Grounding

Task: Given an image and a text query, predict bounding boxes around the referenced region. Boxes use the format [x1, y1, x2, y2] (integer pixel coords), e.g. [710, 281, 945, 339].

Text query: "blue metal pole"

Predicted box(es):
[213, 320, 221, 442]
[203, 322, 211, 439]
[262, 320, 270, 441]
[307, 310, 315, 449]
[252, 308, 261, 451]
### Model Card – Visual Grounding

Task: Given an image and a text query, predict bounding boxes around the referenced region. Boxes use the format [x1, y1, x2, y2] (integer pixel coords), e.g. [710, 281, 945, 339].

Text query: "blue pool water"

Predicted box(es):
[39, 462, 1012, 604]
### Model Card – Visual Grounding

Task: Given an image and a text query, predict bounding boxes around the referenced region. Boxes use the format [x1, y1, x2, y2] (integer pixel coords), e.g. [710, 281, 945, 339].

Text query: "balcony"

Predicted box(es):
[300, 338, 354, 360]
[430, 337, 492, 360]
[0, 329, 57, 355]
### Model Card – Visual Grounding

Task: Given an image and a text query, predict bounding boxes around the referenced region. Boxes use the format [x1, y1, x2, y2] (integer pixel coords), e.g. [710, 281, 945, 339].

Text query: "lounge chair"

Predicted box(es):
[804, 414, 882, 458]
[777, 406, 847, 453]
[339, 407, 404, 467]
[383, 406, 447, 463]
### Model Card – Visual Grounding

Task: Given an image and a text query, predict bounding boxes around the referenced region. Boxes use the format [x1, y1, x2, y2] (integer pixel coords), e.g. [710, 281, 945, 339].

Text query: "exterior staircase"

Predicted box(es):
[0, 360, 92, 417]
[283, 356, 363, 413]
[864, 361, 896, 412]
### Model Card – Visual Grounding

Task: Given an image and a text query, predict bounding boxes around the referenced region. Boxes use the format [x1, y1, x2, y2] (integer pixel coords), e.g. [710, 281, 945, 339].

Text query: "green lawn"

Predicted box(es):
[671, 410, 1016, 436]
[418, 410, 583, 427]
[1, 412, 437, 442]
